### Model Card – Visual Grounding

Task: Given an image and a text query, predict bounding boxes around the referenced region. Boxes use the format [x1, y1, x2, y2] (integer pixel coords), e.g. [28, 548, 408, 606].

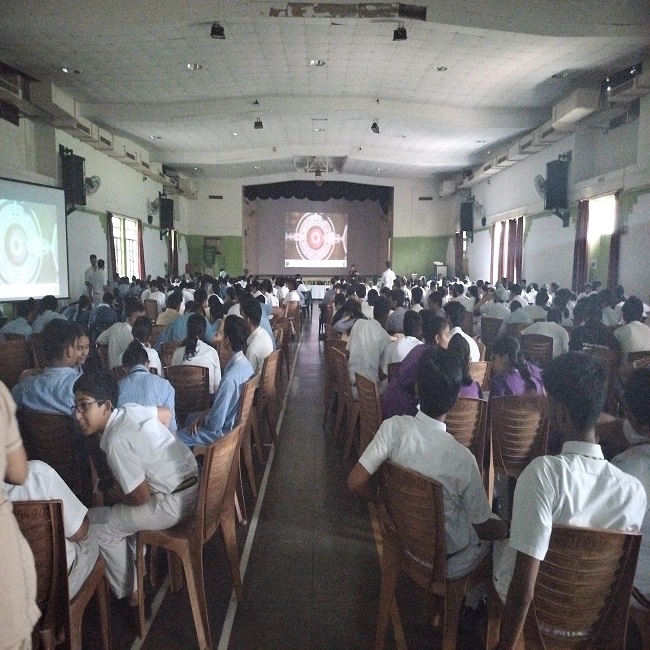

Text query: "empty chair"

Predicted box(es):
[0, 337, 30, 389]
[374, 462, 490, 650]
[469, 360, 491, 391]
[520, 333, 554, 369]
[486, 525, 641, 649]
[331, 347, 359, 458]
[136, 424, 244, 650]
[144, 298, 158, 322]
[160, 339, 183, 369]
[165, 365, 210, 426]
[355, 373, 382, 456]
[251, 349, 281, 463]
[480, 317, 503, 358]
[445, 397, 488, 481]
[13, 500, 111, 650]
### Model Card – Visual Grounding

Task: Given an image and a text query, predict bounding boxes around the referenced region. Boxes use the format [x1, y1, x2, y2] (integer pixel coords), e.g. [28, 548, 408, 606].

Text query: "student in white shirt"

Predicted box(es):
[241, 297, 273, 374]
[614, 296, 650, 363]
[96, 298, 146, 369]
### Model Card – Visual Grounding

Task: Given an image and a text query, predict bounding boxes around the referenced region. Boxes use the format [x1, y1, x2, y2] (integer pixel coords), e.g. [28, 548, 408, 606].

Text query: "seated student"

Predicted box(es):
[12, 319, 79, 415]
[444, 300, 480, 362]
[427, 290, 446, 318]
[382, 309, 422, 374]
[524, 290, 549, 322]
[156, 290, 183, 327]
[241, 298, 273, 375]
[4, 460, 101, 599]
[96, 297, 145, 369]
[381, 313, 449, 420]
[333, 298, 366, 335]
[177, 315, 254, 448]
[32, 295, 67, 334]
[489, 335, 544, 398]
[148, 280, 167, 314]
[475, 285, 510, 320]
[131, 316, 162, 375]
[569, 295, 620, 352]
[72, 323, 91, 374]
[88, 291, 118, 342]
[72, 371, 198, 604]
[330, 292, 348, 326]
[614, 296, 650, 363]
[493, 353, 647, 648]
[118, 342, 176, 430]
[520, 307, 569, 358]
[0, 298, 37, 340]
[497, 300, 532, 336]
[410, 286, 424, 313]
[385, 289, 407, 334]
[448, 333, 483, 399]
[348, 348, 507, 580]
[157, 290, 211, 348]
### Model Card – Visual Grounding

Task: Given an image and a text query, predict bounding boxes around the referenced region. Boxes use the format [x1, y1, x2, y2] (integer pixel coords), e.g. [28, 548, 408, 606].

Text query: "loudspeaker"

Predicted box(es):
[61, 154, 86, 208]
[460, 202, 473, 232]
[545, 160, 569, 210]
[159, 197, 174, 229]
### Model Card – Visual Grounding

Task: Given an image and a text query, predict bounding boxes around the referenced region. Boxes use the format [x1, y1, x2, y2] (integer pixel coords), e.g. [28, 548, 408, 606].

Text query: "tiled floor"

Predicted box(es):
[84, 312, 486, 649]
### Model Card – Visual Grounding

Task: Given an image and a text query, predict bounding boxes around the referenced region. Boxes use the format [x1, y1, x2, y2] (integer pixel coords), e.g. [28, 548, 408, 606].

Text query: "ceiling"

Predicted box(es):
[1, 0, 649, 181]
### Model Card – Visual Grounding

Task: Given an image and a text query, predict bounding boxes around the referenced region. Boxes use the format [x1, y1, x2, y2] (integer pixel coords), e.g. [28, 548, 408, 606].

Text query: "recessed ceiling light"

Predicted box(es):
[310, 59, 326, 66]
[314, 127, 325, 132]
[194, 167, 199, 171]
[61, 67, 81, 74]
[150, 135, 162, 140]
[254, 166, 260, 169]
[233, 132, 238, 136]
[187, 63, 203, 70]
[376, 168, 384, 172]
[476, 140, 487, 143]
[434, 66, 448, 72]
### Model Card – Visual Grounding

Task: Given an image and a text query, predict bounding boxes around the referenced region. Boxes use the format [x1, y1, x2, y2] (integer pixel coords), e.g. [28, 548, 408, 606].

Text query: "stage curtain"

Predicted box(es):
[498, 220, 506, 282]
[572, 199, 589, 291]
[106, 212, 117, 280]
[607, 192, 621, 289]
[506, 218, 517, 282]
[137, 218, 146, 280]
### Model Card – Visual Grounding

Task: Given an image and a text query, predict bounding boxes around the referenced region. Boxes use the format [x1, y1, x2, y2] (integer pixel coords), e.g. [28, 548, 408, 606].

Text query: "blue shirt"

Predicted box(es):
[156, 314, 214, 350]
[176, 351, 254, 447]
[12, 366, 79, 415]
[32, 310, 67, 334]
[0, 317, 33, 340]
[117, 365, 177, 431]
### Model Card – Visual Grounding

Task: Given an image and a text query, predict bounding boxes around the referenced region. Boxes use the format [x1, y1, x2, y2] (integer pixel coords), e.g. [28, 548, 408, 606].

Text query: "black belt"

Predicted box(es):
[171, 475, 198, 494]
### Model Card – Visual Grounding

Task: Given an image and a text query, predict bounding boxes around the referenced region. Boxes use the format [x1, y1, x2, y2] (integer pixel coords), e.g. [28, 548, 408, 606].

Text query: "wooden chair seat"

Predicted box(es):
[521, 333, 554, 369]
[165, 365, 210, 426]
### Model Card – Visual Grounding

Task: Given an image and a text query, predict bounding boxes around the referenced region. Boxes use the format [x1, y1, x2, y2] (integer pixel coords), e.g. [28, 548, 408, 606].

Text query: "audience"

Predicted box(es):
[448, 333, 483, 399]
[444, 300, 480, 361]
[520, 307, 569, 358]
[32, 294, 66, 334]
[240, 297, 273, 375]
[96, 297, 145, 369]
[569, 296, 620, 352]
[490, 335, 544, 397]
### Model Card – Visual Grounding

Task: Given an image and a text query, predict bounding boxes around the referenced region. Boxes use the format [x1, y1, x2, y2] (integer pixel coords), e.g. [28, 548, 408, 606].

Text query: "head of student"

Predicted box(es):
[421, 313, 450, 348]
[73, 370, 119, 435]
[403, 310, 421, 339]
[443, 299, 465, 329]
[622, 296, 644, 324]
[223, 315, 248, 353]
[416, 348, 463, 419]
[240, 295, 262, 328]
[122, 340, 149, 369]
[43, 319, 78, 366]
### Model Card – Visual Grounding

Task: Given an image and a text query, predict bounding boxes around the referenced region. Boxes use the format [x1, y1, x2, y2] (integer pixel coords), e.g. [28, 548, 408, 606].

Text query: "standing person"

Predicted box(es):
[381, 261, 396, 290]
[90, 259, 107, 306]
[0, 381, 40, 648]
[85, 254, 97, 299]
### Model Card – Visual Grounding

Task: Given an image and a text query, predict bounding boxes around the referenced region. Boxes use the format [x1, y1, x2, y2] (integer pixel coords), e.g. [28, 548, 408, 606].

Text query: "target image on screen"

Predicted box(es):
[284, 212, 347, 269]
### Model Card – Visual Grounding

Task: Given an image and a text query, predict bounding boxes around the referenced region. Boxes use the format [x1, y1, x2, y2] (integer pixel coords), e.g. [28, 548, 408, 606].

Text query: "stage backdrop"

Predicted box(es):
[243, 181, 392, 278]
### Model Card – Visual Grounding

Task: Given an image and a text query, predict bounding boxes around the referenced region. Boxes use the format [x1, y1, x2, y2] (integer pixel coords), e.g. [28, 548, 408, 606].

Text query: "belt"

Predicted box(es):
[171, 475, 198, 494]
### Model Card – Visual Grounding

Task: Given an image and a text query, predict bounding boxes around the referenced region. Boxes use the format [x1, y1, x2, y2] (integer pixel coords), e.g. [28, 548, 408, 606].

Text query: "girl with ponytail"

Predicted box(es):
[490, 335, 544, 397]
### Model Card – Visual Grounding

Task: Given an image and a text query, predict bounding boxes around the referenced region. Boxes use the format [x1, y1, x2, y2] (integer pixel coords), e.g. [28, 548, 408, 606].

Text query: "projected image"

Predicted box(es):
[284, 212, 347, 268]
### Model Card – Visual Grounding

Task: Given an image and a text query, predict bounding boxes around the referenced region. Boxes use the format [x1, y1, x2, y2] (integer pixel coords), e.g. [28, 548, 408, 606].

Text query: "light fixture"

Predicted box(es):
[254, 117, 263, 129]
[254, 166, 260, 169]
[310, 59, 326, 67]
[393, 21, 407, 41]
[150, 135, 162, 140]
[314, 169, 324, 186]
[61, 67, 81, 74]
[434, 66, 447, 72]
[233, 132, 238, 136]
[371, 119, 380, 134]
[210, 22, 225, 39]
[376, 168, 384, 172]
[187, 63, 203, 70]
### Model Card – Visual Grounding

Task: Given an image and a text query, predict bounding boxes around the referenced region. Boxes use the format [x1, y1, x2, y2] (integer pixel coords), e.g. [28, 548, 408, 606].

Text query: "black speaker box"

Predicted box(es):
[61, 154, 86, 208]
[160, 197, 174, 229]
[545, 160, 569, 210]
[460, 202, 474, 232]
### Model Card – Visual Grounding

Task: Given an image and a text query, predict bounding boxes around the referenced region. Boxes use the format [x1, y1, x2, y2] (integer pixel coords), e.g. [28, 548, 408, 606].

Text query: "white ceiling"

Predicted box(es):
[1, 0, 648, 180]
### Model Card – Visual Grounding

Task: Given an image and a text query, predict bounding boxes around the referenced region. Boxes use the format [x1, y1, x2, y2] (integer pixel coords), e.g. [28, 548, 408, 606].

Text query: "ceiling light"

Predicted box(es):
[254, 118, 263, 129]
[314, 127, 325, 132]
[254, 166, 260, 169]
[187, 63, 203, 70]
[310, 59, 326, 66]
[393, 21, 407, 41]
[194, 167, 199, 170]
[61, 67, 80, 74]
[476, 140, 487, 143]
[376, 168, 384, 172]
[233, 132, 238, 136]
[210, 22, 225, 39]
[371, 119, 380, 134]
[150, 135, 162, 140]
[434, 66, 447, 72]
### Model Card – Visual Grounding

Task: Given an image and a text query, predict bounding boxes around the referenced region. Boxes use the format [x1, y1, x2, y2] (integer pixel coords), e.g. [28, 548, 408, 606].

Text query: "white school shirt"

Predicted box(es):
[520, 321, 569, 358]
[382, 337, 422, 374]
[448, 326, 480, 362]
[171, 340, 221, 393]
[614, 321, 650, 362]
[96, 321, 133, 369]
[347, 318, 391, 386]
[245, 326, 273, 374]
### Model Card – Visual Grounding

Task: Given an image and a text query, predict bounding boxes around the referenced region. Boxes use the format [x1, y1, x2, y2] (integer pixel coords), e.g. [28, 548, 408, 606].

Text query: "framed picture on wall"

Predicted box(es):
[204, 237, 221, 254]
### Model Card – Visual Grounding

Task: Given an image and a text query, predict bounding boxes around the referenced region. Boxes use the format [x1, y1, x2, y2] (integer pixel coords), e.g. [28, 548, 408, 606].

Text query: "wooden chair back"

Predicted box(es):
[149, 323, 165, 347]
[165, 365, 210, 424]
[260, 350, 280, 404]
[474, 337, 486, 361]
[327, 337, 347, 357]
[523, 525, 640, 648]
[331, 347, 359, 455]
[355, 373, 382, 455]
[323, 338, 342, 422]
[521, 333, 554, 369]
[18, 412, 93, 507]
[481, 317, 503, 356]
[285, 300, 300, 331]
[582, 346, 621, 414]
[325, 302, 334, 325]
[253, 350, 281, 451]
[215, 339, 233, 371]
[324, 323, 339, 339]
[490, 394, 549, 478]
[469, 360, 491, 391]
[96, 343, 109, 370]
[627, 350, 650, 366]
[144, 299, 158, 322]
[238, 374, 261, 499]
[3, 332, 26, 341]
[461, 309, 474, 336]
[506, 322, 528, 339]
[445, 397, 488, 477]
[160, 340, 183, 368]
[0, 337, 31, 389]
[237, 374, 259, 430]
[31, 332, 47, 369]
[387, 362, 401, 382]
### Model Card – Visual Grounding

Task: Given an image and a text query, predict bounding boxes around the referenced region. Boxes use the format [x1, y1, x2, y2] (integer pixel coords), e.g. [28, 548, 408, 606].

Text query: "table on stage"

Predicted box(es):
[305, 285, 330, 300]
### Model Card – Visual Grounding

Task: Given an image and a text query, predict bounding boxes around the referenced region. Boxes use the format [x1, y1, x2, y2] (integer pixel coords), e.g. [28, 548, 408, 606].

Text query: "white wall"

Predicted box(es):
[620, 191, 650, 299]
[523, 214, 576, 287]
[467, 228, 492, 282]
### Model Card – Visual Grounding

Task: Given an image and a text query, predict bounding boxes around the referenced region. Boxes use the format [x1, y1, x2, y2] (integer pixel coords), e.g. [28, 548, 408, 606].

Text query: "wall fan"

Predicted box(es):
[84, 175, 101, 195]
[148, 197, 160, 213]
[534, 174, 546, 199]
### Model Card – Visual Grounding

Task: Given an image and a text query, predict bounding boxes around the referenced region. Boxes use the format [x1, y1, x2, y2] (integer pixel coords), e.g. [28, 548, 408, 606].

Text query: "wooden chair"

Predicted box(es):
[375, 462, 491, 650]
[628, 350, 650, 365]
[137, 424, 244, 650]
[474, 336, 487, 361]
[18, 412, 93, 507]
[324, 323, 339, 340]
[285, 300, 301, 336]
[111, 366, 128, 381]
[469, 360, 491, 391]
[144, 298, 158, 322]
[386, 362, 401, 382]
[160, 340, 183, 369]
[582, 346, 621, 415]
[13, 500, 111, 650]
[481, 317, 503, 359]
[273, 317, 292, 379]
[0, 337, 31, 389]
[96, 343, 109, 370]
[331, 347, 359, 458]
[445, 397, 488, 481]
[238, 374, 261, 500]
[461, 309, 474, 336]
[273, 326, 284, 385]
[486, 525, 641, 649]
[521, 333, 554, 369]
[355, 373, 382, 456]
[31, 332, 47, 369]
[506, 322, 529, 339]
[3, 332, 26, 340]
[323, 338, 347, 425]
[165, 365, 210, 426]
[251, 350, 281, 463]
[149, 323, 166, 347]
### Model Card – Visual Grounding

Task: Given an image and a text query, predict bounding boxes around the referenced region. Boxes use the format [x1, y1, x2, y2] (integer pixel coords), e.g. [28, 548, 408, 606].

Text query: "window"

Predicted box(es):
[111, 215, 140, 279]
[587, 194, 616, 244]
[491, 216, 523, 284]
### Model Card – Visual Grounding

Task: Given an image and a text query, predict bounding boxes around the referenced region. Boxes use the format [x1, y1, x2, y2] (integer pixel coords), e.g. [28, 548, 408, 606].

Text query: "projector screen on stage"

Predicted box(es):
[284, 211, 347, 268]
[0, 177, 69, 301]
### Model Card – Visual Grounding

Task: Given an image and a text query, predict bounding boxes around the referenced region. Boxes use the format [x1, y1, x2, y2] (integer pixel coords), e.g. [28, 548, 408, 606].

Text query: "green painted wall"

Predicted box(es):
[392, 236, 451, 278]
[184, 235, 243, 277]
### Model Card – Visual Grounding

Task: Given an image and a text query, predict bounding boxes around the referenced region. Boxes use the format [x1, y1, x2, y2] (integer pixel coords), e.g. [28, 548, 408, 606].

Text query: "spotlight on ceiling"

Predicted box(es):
[314, 170, 324, 187]
[210, 22, 225, 39]
[254, 117, 263, 129]
[393, 21, 407, 41]
[371, 119, 380, 134]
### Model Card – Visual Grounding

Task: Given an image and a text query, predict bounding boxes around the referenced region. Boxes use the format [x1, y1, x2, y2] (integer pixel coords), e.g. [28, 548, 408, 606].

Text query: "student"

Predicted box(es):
[489, 335, 544, 397]
[96, 297, 146, 369]
[348, 347, 507, 580]
[240, 298, 273, 375]
[448, 333, 483, 399]
[493, 353, 646, 649]
[444, 300, 480, 362]
[131, 316, 163, 375]
[73, 323, 91, 374]
[72, 371, 198, 603]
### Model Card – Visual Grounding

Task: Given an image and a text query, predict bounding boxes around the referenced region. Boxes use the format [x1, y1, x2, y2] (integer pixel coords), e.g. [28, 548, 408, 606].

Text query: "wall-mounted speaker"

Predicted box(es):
[545, 160, 569, 210]
[61, 154, 86, 209]
[159, 197, 174, 230]
[460, 202, 473, 232]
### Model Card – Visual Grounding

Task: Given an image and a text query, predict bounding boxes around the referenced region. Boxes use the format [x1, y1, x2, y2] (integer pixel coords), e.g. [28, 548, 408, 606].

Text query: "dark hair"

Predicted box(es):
[17, 299, 36, 319]
[510, 301, 522, 313]
[124, 298, 145, 318]
[166, 291, 183, 311]
[625, 368, 650, 428]
[443, 300, 465, 328]
[535, 291, 549, 307]
[428, 291, 443, 308]
[543, 352, 607, 433]
[131, 315, 152, 343]
[102, 291, 114, 305]
[41, 295, 58, 313]
[334, 293, 346, 309]
[75, 295, 91, 320]
[355, 283, 367, 300]
[622, 296, 644, 324]
[181, 313, 206, 360]
[72, 322, 89, 339]
[492, 335, 538, 393]
[208, 295, 227, 322]
[389, 289, 405, 308]
[122, 340, 149, 367]
[373, 296, 391, 321]
[367, 288, 379, 306]
[42, 319, 77, 363]
[416, 348, 462, 418]
[447, 333, 473, 386]
[223, 315, 248, 353]
[411, 286, 423, 305]
[73, 370, 119, 408]
[240, 296, 262, 326]
[421, 314, 448, 346]
[403, 310, 421, 338]
[546, 308, 562, 324]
